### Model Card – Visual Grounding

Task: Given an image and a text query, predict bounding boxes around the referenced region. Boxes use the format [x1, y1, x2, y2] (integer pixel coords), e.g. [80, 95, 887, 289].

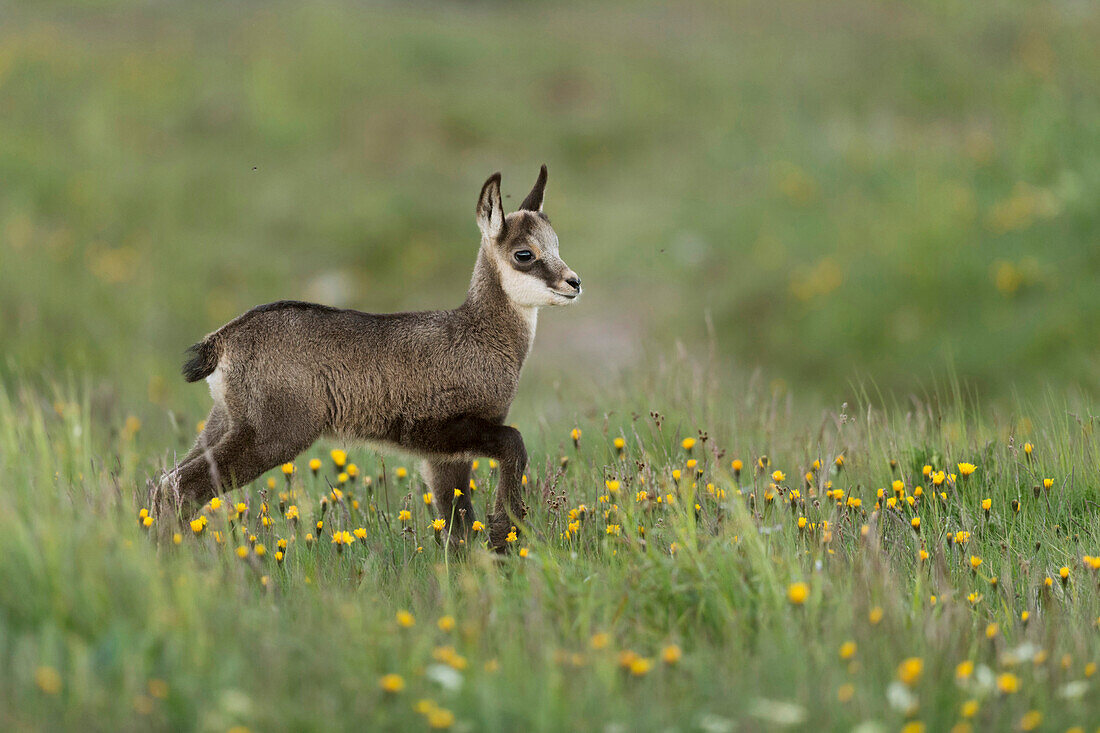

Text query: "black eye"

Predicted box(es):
[513, 250, 534, 263]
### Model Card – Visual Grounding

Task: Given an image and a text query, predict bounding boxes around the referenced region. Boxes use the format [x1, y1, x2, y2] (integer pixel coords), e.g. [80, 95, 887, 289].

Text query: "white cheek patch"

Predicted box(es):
[498, 265, 557, 308]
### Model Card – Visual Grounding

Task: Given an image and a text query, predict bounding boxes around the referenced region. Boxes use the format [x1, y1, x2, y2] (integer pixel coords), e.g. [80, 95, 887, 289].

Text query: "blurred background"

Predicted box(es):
[2, 0, 1099, 423]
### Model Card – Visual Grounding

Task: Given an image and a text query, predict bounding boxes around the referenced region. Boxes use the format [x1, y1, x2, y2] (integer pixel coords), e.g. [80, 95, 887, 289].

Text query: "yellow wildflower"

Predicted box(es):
[996, 672, 1019, 694]
[379, 673, 405, 693]
[897, 656, 923, 686]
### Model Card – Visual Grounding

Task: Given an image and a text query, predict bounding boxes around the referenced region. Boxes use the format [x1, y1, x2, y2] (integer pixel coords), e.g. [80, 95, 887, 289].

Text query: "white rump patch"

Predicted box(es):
[206, 363, 228, 405]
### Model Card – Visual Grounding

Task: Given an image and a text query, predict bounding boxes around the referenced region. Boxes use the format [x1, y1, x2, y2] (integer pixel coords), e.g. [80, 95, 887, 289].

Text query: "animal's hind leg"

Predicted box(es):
[175, 424, 312, 516]
[424, 458, 476, 545]
[155, 405, 231, 517]
[177, 405, 231, 468]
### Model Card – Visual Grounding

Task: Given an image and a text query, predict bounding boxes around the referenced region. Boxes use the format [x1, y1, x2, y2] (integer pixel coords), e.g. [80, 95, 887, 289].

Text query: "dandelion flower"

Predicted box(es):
[379, 673, 405, 693]
[590, 632, 610, 650]
[897, 657, 923, 686]
[787, 582, 809, 605]
[396, 610, 415, 628]
[957, 463, 976, 478]
[629, 657, 654, 676]
[681, 437, 696, 451]
[309, 458, 321, 473]
[472, 521, 484, 533]
[330, 449, 347, 467]
[426, 708, 455, 729]
[837, 683, 854, 703]
[955, 660, 974, 680]
[661, 644, 682, 665]
[437, 615, 456, 632]
[34, 666, 62, 694]
[1019, 711, 1041, 731]
[996, 672, 1019, 694]
[839, 641, 856, 660]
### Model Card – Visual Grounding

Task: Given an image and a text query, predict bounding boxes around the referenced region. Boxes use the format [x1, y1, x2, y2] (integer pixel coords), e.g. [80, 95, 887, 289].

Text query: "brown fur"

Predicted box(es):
[160, 167, 579, 551]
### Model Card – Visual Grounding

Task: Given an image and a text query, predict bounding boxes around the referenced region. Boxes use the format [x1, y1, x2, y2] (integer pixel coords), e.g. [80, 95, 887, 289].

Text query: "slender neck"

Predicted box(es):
[462, 245, 538, 360]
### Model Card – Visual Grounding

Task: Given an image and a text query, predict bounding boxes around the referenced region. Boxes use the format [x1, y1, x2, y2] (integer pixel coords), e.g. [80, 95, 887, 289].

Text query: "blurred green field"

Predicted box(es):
[3, 0, 1100, 418]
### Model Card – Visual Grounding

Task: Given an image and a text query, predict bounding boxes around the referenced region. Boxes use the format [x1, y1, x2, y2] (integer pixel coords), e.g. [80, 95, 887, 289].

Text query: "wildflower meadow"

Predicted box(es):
[4, 1, 1100, 731]
[1, 369, 1098, 731]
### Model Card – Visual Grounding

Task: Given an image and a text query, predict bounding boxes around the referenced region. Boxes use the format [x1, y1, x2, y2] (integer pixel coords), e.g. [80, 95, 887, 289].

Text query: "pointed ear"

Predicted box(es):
[518, 164, 548, 212]
[476, 172, 504, 240]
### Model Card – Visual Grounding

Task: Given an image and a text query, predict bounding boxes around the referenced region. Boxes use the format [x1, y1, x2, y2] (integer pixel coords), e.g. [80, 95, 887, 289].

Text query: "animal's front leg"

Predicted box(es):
[406, 416, 527, 552]
[486, 427, 526, 552]
[423, 457, 476, 546]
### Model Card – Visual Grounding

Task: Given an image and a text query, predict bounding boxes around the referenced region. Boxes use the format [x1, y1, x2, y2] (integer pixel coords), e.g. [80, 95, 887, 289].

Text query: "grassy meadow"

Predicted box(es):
[3, 0, 1100, 731]
[2, 373, 1099, 731]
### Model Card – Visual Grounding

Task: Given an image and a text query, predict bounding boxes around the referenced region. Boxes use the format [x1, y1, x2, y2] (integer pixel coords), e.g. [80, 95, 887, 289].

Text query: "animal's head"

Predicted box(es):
[476, 165, 581, 308]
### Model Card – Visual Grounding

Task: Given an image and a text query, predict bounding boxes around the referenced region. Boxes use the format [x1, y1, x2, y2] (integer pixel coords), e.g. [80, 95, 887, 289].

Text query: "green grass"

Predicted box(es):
[1, 371, 1097, 731]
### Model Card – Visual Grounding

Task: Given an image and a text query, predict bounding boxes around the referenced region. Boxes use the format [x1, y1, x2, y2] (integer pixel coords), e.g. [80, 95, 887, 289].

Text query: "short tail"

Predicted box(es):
[181, 338, 220, 382]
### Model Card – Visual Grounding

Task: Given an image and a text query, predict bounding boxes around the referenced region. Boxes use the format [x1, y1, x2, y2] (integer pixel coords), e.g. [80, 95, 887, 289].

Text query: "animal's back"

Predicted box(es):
[185, 300, 522, 442]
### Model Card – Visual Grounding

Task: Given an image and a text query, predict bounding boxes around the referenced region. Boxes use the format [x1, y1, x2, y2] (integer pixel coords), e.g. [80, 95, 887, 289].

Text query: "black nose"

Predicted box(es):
[565, 276, 581, 291]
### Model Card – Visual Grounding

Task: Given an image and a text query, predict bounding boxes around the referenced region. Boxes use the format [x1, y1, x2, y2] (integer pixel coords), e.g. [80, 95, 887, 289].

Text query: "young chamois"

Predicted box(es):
[160, 166, 580, 550]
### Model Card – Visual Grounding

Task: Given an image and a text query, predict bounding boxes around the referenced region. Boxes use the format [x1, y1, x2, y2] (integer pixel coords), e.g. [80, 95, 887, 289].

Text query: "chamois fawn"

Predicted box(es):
[158, 166, 579, 550]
